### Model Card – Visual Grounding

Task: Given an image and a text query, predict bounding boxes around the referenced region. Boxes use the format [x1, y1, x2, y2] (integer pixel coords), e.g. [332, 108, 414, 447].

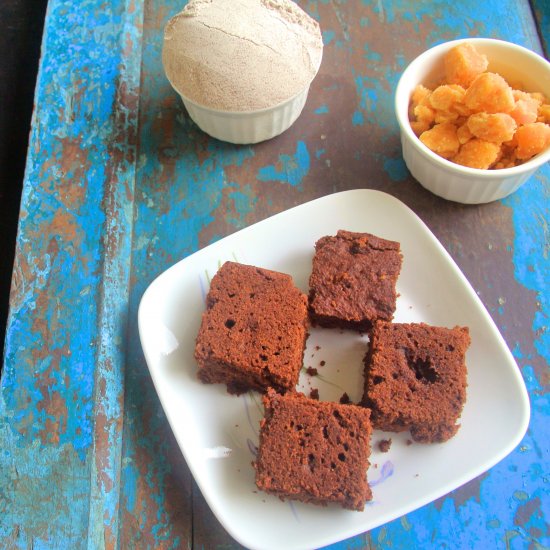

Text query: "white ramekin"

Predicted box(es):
[395, 38, 550, 204]
[177, 85, 311, 145]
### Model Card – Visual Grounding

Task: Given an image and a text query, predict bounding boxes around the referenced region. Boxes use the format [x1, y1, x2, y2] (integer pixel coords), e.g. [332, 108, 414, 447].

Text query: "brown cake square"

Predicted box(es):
[308, 230, 402, 331]
[194, 261, 309, 394]
[362, 321, 470, 443]
[255, 389, 373, 511]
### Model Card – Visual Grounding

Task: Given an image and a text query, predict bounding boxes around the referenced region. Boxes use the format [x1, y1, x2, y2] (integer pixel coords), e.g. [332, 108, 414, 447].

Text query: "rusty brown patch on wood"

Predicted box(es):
[50, 209, 80, 244]
[38, 138, 89, 210]
[36, 391, 68, 445]
[94, 411, 114, 493]
[120, 385, 192, 547]
[93, 369, 117, 496]
[514, 496, 541, 527]
[434, 471, 489, 511]
[44, 418, 61, 445]
[103, 509, 118, 550]
[120, 452, 192, 548]
[9, 247, 31, 314]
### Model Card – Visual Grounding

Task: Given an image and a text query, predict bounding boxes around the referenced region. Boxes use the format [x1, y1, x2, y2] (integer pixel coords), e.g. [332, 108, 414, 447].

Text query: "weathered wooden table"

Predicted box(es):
[1, 0, 548, 548]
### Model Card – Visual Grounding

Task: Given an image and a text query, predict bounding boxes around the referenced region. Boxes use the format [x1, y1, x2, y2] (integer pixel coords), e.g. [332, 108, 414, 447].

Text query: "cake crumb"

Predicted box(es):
[378, 439, 392, 453]
[339, 392, 351, 404]
[306, 367, 318, 376]
[309, 388, 319, 400]
[406, 439, 413, 446]
[319, 360, 326, 367]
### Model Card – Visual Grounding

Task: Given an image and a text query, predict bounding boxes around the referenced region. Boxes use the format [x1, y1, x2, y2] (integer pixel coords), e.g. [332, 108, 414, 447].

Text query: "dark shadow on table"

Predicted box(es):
[0, 0, 48, 366]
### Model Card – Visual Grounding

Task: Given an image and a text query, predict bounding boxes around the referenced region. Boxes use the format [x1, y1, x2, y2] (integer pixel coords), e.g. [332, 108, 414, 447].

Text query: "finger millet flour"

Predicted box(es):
[162, 0, 323, 111]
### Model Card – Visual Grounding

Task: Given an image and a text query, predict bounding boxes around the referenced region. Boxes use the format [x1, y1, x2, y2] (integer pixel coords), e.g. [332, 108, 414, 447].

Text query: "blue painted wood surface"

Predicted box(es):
[0, 0, 548, 548]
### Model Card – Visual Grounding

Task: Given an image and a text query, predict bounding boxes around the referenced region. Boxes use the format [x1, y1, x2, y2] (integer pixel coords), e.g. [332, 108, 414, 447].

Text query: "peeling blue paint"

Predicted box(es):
[257, 141, 310, 187]
[363, 47, 382, 62]
[315, 104, 329, 114]
[323, 30, 335, 45]
[370, 0, 397, 23]
[352, 69, 399, 130]
[383, 157, 409, 182]
[505, 175, 550, 363]
[352, 110, 364, 126]
[227, 188, 258, 226]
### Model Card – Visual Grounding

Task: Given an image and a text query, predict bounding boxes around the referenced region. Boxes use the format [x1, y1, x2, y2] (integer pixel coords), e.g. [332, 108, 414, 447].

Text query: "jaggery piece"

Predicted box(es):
[453, 101, 473, 117]
[194, 261, 308, 394]
[467, 112, 517, 143]
[409, 84, 435, 136]
[493, 157, 518, 169]
[434, 110, 460, 124]
[411, 84, 432, 107]
[419, 122, 460, 158]
[414, 104, 436, 125]
[515, 122, 550, 160]
[537, 103, 550, 124]
[308, 230, 402, 331]
[444, 42, 488, 87]
[456, 122, 473, 144]
[410, 85, 435, 134]
[411, 120, 431, 136]
[409, 84, 432, 116]
[464, 72, 515, 114]
[494, 137, 520, 169]
[453, 139, 501, 169]
[429, 85, 467, 124]
[255, 389, 373, 511]
[511, 90, 541, 125]
[429, 84, 466, 111]
[362, 321, 470, 443]
[530, 92, 547, 105]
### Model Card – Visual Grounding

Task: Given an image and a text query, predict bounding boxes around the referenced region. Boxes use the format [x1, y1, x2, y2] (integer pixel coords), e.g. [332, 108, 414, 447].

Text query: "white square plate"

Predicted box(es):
[138, 189, 529, 550]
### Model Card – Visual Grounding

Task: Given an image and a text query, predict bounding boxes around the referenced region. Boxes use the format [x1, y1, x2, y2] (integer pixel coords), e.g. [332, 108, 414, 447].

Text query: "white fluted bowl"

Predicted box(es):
[395, 38, 550, 204]
[176, 85, 311, 145]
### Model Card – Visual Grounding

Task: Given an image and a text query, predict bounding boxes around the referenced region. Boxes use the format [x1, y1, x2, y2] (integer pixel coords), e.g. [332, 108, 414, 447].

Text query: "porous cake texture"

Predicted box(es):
[308, 230, 402, 331]
[194, 261, 308, 394]
[255, 389, 373, 511]
[362, 321, 470, 443]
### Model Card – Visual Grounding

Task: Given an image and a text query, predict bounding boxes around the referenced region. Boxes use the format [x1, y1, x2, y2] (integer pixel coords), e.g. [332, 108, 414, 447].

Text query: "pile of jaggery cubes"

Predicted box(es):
[194, 230, 470, 511]
[410, 42, 550, 169]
